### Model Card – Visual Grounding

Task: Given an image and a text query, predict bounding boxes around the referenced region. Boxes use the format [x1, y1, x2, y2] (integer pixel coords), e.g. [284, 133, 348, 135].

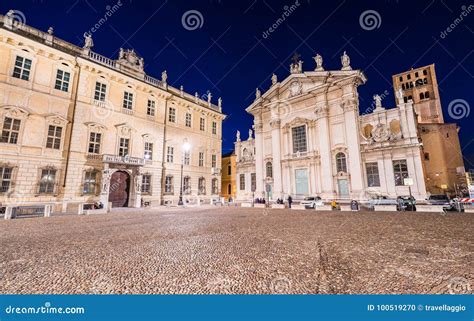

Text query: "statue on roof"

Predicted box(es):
[341, 51, 352, 70]
[314, 53, 324, 71]
[83, 33, 94, 49]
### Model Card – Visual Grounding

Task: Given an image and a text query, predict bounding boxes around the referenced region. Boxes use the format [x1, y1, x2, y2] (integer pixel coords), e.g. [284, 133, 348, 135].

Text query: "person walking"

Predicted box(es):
[288, 195, 293, 209]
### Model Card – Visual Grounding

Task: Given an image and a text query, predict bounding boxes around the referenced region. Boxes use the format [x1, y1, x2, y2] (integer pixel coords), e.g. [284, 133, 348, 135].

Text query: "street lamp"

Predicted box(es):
[178, 141, 191, 206]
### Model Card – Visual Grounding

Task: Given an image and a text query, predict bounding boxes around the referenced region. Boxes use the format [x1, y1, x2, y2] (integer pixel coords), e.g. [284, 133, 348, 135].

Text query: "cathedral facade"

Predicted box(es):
[236, 53, 427, 202]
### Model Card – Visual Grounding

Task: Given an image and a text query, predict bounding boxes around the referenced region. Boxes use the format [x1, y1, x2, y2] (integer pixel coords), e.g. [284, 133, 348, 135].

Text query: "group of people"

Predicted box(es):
[254, 198, 266, 204]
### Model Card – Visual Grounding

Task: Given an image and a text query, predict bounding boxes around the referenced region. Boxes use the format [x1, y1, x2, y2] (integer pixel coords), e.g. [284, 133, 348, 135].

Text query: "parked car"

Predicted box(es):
[397, 196, 416, 211]
[300, 196, 324, 209]
[426, 194, 450, 205]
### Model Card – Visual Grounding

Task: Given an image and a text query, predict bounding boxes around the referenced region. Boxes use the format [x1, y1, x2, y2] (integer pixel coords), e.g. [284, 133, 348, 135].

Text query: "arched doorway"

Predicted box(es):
[109, 171, 130, 207]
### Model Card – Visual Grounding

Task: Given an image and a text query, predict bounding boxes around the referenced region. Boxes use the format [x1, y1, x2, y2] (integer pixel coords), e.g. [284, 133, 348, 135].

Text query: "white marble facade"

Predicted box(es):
[238, 53, 427, 202]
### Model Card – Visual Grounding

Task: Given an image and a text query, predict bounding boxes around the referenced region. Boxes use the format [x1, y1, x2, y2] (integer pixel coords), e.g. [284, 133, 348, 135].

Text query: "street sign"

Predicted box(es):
[403, 178, 414, 186]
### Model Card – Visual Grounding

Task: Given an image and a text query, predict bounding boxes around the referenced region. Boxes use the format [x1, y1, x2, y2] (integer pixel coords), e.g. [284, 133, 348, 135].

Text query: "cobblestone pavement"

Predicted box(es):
[0, 207, 472, 294]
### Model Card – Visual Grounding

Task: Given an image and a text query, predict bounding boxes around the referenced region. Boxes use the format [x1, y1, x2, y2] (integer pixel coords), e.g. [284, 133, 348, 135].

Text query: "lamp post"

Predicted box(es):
[178, 142, 191, 206]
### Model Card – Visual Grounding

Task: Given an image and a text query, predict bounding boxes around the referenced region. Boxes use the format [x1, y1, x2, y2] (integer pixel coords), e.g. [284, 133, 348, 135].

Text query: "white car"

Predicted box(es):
[300, 196, 324, 209]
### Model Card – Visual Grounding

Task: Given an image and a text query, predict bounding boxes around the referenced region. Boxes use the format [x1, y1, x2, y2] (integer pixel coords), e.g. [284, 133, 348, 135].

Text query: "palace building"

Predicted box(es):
[0, 11, 225, 212]
[236, 53, 428, 202]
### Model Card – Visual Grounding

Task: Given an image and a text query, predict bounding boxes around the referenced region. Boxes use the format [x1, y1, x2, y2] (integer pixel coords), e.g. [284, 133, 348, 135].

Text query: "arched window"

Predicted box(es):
[266, 162, 273, 178]
[419, 92, 424, 100]
[227, 183, 231, 195]
[425, 91, 430, 99]
[211, 178, 218, 195]
[336, 152, 347, 173]
[198, 177, 206, 195]
[183, 176, 191, 194]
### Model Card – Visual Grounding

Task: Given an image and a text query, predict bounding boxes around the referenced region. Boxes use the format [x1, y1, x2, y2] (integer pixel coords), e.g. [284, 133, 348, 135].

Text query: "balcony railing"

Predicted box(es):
[103, 154, 145, 166]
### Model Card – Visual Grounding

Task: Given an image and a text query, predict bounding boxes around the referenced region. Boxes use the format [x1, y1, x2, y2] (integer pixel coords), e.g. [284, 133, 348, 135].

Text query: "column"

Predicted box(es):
[316, 105, 333, 199]
[254, 120, 264, 197]
[383, 155, 396, 196]
[270, 119, 283, 199]
[343, 100, 364, 198]
[413, 150, 427, 199]
[133, 172, 143, 208]
[100, 165, 111, 210]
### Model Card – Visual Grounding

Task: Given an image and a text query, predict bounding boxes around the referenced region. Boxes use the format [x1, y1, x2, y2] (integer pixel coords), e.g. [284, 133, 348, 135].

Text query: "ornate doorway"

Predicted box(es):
[109, 171, 130, 207]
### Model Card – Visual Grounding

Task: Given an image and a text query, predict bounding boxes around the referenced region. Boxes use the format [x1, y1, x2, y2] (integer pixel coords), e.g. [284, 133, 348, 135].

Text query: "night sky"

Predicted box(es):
[2, 0, 473, 168]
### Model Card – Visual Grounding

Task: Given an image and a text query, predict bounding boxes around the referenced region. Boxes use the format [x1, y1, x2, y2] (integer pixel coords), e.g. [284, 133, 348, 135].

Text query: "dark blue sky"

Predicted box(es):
[2, 0, 473, 168]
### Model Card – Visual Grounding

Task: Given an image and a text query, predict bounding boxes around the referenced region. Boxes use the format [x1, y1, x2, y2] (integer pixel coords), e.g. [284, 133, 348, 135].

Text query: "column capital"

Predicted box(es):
[270, 119, 281, 129]
[342, 98, 359, 113]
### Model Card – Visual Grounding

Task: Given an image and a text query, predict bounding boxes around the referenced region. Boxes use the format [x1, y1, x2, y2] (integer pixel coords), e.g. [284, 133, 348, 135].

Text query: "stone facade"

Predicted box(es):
[239, 53, 428, 202]
[220, 150, 236, 200]
[0, 13, 224, 212]
[392, 64, 466, 196]
[235, 130, 256, 201]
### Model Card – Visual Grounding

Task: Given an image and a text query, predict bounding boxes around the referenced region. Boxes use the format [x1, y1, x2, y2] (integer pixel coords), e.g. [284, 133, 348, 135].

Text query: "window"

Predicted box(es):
[54, 70, 70, 92]
[83, 170, 98, 195]
[393, 160, 408, 186]
[212, 178, 218, 194]
[198, 152, 204, 167]
[94, 82, 107, 101]
[147, 100, 155, 116]
[239, 174, 245, 190]
[142, 174, 151, 194]
[183, 176, 191, 194]
[39, 168, 56, 194]
[167, 146, 174, 163]
[423, 78, 428, 84]
[408, 95, 412, 101]
[0, 167, 13, 193]
[13, 56, 32, 80]
[399, 76, 403, 81]
[165, 175, 173, 194]
[415, 72, 419, 77]
[88, 132, 101, 154]
[227, 164, 231, 175]
[144, 142, 153, 160]
[200, 117, 205, 131]
[403, 97, 408, 103]
[185, 113, 192, 127]
[366, 163, 380, 187]
[168, 107, 176, 123]
[123, 92, 133, 110]
[184, 150, 190, 165]
[227, 184, 231, 195]
[1, 117, 21, 144]
[419, 92, 425, 100]
[211, 154, 217, 168]
[212, 121, 217, 135]
[292, 125, 307, 153]
[198, 177, 206, 195]
[251, 173, 256, 192]
[407, 74, 411, 80]
[46, 125, 62, 149]
[266, 162, 273, 178]
[401, 83, 405, 90]
[118, 138, 129, 156]
[336, 152, 347, 173]
[425, 92, 430, 99]
[424, 152, 430, 161]
[423, 69, 428, 76]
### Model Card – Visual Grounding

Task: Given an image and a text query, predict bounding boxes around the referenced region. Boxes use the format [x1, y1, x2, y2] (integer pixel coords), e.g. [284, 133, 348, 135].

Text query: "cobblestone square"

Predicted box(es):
[0, 208, 472, 294]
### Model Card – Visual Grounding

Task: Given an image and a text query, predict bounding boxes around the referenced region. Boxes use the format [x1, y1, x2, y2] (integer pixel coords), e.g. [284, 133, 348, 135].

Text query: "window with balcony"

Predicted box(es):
[1, 117, 21, 144]
[122, 92, 133, 110]
[54, 70, 70, 92]
[118, 137, 129, 156]
[13, 56, 32, 81]
[94, 82, 107, 101]
[88, 132, 101, 154]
